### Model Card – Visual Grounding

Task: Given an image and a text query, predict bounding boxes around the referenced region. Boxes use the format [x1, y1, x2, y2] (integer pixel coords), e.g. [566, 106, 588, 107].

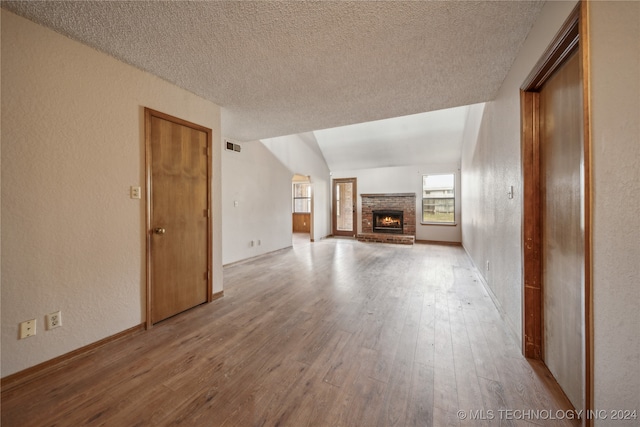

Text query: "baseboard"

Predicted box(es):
[211, 290, 224, 301]
[1, 323, 145, 392]
[223, 246, 292, 267]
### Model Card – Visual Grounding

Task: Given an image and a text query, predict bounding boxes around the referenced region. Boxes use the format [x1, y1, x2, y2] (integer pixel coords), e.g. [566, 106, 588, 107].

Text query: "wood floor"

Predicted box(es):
[2, 236, 577, 426]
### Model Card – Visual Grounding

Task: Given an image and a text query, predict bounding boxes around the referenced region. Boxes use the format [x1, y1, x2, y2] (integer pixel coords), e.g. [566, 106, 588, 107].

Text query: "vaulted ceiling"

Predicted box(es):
[311, 104, 475, 170]
[3, 1, 545, 168]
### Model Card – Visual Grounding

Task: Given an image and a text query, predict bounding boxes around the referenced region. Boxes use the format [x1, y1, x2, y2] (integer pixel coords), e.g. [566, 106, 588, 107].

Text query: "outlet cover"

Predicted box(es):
[20, 319, 36, 339]
[46, 311, 62, 330]
[130, 186, 141, 199]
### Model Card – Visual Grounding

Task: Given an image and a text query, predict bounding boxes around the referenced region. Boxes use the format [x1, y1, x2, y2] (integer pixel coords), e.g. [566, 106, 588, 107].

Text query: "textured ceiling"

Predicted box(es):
[2, 0, 545, 144]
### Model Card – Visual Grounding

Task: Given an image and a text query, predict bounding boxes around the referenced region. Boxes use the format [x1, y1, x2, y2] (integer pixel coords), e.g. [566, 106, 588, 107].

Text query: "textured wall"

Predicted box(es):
[1, 10, 222, 377]
[221, 140, 293, 265]
[460, 0, 578, 342]
[260, 133, 331, 243]
[589, 1, 640, 422]
[332, 163, 461, 243]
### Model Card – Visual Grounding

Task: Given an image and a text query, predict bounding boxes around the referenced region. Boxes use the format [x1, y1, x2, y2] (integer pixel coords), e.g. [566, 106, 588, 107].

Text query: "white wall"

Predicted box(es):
[459, 102, 486, 266]
[461, 0, 640, 421]
[332, 163, 461, 242]
[461, 0, 579, 341]
[589, 1, 640, 421]
[1, 10, 223, 377]
[261, 133, 331, 242]
[221, 140, 293, 265]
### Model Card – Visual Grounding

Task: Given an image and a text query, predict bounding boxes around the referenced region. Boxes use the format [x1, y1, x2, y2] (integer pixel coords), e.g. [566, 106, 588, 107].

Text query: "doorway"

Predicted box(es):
[332, 178, 357, 237]
[520, 2, 592, 417]
[145, 108, 213, 325]
[292, 174, 312, 242]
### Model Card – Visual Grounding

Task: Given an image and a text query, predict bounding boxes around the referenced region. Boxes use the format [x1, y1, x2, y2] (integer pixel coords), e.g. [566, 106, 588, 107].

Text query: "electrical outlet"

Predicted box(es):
[20, 319, 36, 339]
[46, 311, 62, 330]
[130, 186, 141, 199]
[257, 240, 261, 246]
[486, 260, 490, 271]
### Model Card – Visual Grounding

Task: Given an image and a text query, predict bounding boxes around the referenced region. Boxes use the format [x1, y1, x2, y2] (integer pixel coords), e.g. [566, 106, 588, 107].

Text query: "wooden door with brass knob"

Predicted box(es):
[145, 108, 212, 325]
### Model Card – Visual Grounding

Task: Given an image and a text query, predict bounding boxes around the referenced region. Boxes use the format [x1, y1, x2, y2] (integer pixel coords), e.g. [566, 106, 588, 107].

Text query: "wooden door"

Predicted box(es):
[521, 3, 592, 417]
[539, 50, 584, 410]
[145, 108, 212, 325]
[332, 178, 357, 237]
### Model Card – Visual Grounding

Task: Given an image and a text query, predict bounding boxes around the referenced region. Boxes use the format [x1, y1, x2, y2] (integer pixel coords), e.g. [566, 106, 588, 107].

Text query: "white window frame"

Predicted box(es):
[292, 183, 311, 213]
[422, 173, 456, 224]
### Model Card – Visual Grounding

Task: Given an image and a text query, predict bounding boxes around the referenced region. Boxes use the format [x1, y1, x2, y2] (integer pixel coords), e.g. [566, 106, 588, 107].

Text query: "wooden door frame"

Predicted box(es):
[332, 177, 357, 237]
[520, 1, 592, 420]
[144, 108, 213, 328]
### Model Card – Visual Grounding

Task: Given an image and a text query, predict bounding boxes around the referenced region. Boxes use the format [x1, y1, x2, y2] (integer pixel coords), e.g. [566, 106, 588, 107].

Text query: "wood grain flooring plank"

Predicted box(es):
[462, 303, 501, 383]
[341, 373, 387, 427]
[406, 361, 435, 427]
[433, 289, 460, 427]
[375, 291, 422, 427]
[477, 376, 517, 427]
[432, 368, 461, 427]
[322, 335, 363, 388]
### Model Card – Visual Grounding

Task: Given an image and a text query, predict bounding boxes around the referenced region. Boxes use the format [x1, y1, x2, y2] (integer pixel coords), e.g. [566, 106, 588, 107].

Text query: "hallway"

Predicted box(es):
[2, 239, 577, 426]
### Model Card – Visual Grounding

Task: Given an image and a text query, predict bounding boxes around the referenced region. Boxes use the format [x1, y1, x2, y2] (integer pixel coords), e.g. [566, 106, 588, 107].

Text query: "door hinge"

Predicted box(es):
[205, 146, 211, 156]
[204, 209, 210, 217]
[205, 270, 210, 281]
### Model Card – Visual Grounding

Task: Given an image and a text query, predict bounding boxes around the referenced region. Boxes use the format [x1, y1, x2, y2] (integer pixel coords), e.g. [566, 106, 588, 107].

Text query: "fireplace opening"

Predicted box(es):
[373, 210, 403, 234]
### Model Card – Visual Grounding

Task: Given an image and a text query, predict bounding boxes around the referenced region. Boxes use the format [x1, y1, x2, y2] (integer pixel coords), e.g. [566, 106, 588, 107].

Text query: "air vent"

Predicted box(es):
[225, 140, 241, 152]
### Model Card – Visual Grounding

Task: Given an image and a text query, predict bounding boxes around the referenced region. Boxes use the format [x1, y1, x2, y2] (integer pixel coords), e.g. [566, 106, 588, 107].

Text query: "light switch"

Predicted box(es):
[507, 186, 514, 199]
[234, 200, 239, 207]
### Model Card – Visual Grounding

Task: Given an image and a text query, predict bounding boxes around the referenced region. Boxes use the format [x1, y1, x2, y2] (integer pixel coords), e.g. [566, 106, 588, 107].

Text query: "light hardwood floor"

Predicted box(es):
[2, 237, 578, 426]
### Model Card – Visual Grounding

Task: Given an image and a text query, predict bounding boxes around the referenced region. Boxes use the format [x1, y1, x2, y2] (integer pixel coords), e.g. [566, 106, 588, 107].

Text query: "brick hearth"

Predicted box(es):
[358, 193, 416, 245]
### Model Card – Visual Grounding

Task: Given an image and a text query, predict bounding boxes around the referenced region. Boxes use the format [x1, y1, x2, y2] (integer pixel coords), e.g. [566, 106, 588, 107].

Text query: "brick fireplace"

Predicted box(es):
[358, 193, 416, 244]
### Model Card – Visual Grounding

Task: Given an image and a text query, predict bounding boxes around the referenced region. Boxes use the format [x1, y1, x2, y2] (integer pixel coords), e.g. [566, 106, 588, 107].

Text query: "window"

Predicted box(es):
[422, 173, 455, 223]
[293, 183, 311, 213]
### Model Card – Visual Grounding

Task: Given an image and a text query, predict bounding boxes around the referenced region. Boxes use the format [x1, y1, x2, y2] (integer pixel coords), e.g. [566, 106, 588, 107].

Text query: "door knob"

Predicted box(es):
[154, 228, 166, 235]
